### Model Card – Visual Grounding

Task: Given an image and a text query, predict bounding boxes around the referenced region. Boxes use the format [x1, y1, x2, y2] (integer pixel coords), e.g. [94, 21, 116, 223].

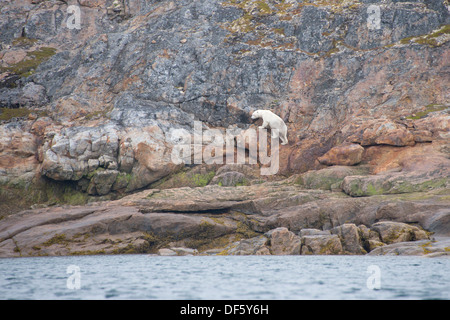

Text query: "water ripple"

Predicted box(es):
[0, 255, 449, 300]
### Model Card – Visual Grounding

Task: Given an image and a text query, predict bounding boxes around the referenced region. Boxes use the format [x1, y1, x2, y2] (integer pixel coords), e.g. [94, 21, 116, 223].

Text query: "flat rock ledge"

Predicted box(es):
[1, 176, 449, 258]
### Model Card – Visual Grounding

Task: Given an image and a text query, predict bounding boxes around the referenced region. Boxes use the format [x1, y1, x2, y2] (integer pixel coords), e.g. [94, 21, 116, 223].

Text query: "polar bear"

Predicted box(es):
[251, 109, 288, 145]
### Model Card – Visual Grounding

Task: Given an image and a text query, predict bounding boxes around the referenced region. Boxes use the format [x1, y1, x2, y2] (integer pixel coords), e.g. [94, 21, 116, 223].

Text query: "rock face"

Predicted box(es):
[0, 175, 448, 257]
[0, 0, 449, 256]
[266, 227, 301, 255]
[318, 144, 364, 166]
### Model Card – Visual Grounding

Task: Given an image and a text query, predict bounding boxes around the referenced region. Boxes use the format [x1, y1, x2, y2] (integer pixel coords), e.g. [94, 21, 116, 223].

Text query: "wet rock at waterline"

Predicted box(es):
[0, 0, 449, 256]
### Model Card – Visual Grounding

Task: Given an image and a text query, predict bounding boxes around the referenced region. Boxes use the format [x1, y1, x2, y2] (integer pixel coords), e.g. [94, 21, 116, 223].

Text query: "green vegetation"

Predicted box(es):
[0, 46, 56, 78]
[0, 178, 92, 218]
[11, 37, 38, 47]
[400, 24, 450, 47]
[43, 234, 68, 247]
[222, 0, 297, 49]
[366, 183, 384, 196]
[69, 250, 107, 256]
[191, 171, 216, 187]
[0, 107, 32, 121]
[406, 104, 448, 120]
[150, 167, 216, 189]
[419, 241, 433, 254]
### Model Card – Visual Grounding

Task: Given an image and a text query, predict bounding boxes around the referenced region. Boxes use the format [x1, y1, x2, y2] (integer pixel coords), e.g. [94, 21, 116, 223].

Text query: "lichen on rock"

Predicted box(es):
[0, 0, 449, 256]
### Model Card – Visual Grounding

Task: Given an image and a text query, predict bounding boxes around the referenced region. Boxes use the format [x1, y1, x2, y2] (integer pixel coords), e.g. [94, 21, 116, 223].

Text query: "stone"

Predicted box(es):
[318, 144, 364, 166]
[300, 234, 344, 255]
[210, 171, 248, 187]
[298, 165, 370, 191]
[170, 247, 199, 256]
[330, 223, 366, 254]
[367, 239, 385, 251]
[358, 224, 381, 242]
[0, 171, 449, 257]
[346, 120, 415, 147]
[158, 248, 177, 256]
[0, 0, 449, 258]
[370, 221, 430, 245]
[226, 236, 270, 255]
[20, 82, 47, 107]
[367, 238, 450, 256]
[299, 229, 331, 237]
[342, 171, 449, 197]
[412, 130, 433, 143]
[2, 50, 27, 65]
[87, 169, 119, 195]
[266, 227, 301, 255]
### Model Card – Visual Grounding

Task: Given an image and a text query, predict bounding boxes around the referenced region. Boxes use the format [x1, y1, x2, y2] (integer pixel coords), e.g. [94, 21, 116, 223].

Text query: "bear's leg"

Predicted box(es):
[280, 131, 288, 145]
[259, 121, 269, 129]
[271, 130, 279, 139]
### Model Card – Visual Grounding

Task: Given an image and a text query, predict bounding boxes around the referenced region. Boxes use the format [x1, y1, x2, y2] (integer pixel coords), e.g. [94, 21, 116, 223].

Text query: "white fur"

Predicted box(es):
[251, 109, 288, 145]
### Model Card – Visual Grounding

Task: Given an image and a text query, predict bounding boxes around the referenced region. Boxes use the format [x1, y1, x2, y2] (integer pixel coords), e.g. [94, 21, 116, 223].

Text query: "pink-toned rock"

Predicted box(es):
[267, 227, 301, 255]
[347, 120, 415, 147]
[78, 0, 107, 8]
[1, 50, 27, 65]
[318, 143, 364, 166]
[412, 129, 433, 142]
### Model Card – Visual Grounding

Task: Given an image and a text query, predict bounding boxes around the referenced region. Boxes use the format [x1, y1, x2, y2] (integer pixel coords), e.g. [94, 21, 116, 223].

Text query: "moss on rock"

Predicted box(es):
[0, 46, 56, 78]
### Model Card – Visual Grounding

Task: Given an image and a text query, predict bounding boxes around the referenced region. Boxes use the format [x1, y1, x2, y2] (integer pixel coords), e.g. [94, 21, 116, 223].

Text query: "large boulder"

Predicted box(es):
[40, 123, 182, 195]
[265, 227, 301, 255]
[300, 234, 344, 255]
[318, 144, 365, 166]
[298, 165, 370, 191]
[330, 223, 366, 254]
[225, 236, 271, 255]
[345, 120, 415, 147]
[370, 221, 430, 244]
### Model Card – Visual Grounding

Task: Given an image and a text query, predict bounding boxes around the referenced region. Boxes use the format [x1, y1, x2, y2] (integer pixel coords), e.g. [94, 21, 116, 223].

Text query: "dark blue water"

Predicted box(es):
[0, 255, 449, 300]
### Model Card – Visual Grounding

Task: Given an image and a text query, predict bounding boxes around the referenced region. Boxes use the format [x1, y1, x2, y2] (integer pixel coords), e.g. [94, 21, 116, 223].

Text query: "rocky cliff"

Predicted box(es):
[0, 0, 449, 257]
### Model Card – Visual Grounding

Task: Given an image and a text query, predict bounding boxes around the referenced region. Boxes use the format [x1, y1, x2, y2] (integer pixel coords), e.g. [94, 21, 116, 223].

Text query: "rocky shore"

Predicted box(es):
[1, 158, 449, 257]
[0, 0, 449, 257]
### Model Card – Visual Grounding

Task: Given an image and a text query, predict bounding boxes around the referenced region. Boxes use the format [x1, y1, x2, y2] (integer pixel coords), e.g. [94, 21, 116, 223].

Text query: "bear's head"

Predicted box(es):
[251, 110, 262, 120]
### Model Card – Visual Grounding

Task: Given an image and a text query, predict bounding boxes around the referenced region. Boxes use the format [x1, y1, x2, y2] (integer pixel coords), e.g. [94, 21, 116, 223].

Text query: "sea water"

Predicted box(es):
[0, 255, 449, 300]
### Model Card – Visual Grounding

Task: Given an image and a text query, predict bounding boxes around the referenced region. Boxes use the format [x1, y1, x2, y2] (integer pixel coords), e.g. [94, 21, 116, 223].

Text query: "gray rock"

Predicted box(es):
[370, 221, 430, 244]
[87, 169, 119, 196]
[42, 124, 120, 181]
[267, 227, 301, 255]
[300, 234, 344, 255]
[331, 223, 366, 254]
[158, 248, 177, 256]
[298, 165, 370, 191]
[210, 171, 248, 187]
[0, 0, 449, 257]
[299, 229, 331, 237]
[20, 82, 48, 107]
[226, 236, 270, 255]
[342, 172, 450, 197]
[170, 247, 199, 256]
[367, 238, 450, 256]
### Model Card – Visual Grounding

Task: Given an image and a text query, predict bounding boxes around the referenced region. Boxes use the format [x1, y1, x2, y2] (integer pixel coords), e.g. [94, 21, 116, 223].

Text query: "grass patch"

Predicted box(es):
[0, 107, 32, 121]
[11, 37, 38, 47]
[0, 47, 56, 78]
[43, 234, 68, 247]
[406, 104, 448, 120]
[150, 167, 216, 189]
[399, 24, 450, 47]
